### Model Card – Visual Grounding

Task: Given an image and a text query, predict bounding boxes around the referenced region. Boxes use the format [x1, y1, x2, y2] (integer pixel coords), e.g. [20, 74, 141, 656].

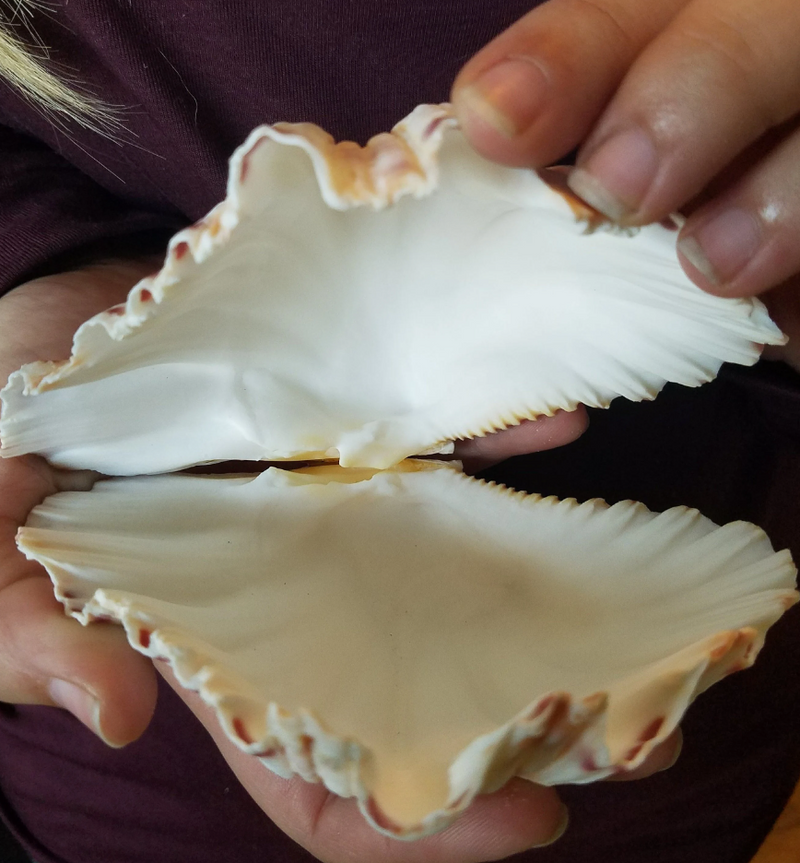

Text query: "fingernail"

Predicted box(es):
[569, 128, 658, 222]
[532, 804, 569, 848]
[456, 58, 550, 138]
[678, 208, 762, 287]
[48, 679, 122, 748]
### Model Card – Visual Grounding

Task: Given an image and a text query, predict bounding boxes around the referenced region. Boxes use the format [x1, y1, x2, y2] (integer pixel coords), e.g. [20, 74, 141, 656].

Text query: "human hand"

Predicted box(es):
[159, 664, 680, 863]
[452, 0, 800, 371]
[0, 263, 159, 745]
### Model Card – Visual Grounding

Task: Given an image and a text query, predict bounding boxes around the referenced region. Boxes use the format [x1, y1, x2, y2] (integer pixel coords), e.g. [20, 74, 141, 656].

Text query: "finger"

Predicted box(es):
[160, 666, 568, 862]
[452, 0, 686, 167]
[0, 575, 157, 746]
[607, 729, 683, 781]
[676, 122, 800, 301]
[454, 407, 589, 474]
[568, 0, 800, 225]
[0, 456, 156, 743]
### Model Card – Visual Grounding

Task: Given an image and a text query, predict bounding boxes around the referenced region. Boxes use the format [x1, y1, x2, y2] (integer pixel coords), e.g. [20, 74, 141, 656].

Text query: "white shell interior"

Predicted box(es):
[0, 106, 784, 475]
[18, 463, 796, 832]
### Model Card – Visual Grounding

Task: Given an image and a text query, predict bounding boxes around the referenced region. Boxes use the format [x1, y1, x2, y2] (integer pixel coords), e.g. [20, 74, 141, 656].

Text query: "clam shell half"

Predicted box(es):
[0, 104, 785, 475]
[18, 462, 797, 838]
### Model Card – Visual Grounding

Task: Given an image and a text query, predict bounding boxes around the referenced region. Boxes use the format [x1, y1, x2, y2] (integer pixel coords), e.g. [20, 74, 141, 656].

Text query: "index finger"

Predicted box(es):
[452, 0, 686, 167]
[454, 407, 589, 474]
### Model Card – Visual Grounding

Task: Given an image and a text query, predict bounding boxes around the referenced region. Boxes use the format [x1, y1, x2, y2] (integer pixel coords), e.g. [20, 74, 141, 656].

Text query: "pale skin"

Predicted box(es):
[0, 0, 798, 859]
[452, 0, 800, 370]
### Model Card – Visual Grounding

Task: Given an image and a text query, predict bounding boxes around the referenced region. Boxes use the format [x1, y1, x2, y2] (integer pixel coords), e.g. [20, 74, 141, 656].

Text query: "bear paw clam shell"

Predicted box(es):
[2, 104, 797, 839]
[0, 105, 786, 474]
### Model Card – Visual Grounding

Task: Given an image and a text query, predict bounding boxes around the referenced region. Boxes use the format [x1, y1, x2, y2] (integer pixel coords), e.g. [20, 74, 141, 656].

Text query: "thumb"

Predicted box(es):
[0, 575, 157, 746]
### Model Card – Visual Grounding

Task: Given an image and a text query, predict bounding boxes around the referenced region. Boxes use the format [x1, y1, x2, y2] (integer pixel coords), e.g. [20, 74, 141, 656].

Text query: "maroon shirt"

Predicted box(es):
[1, 3, 799, 863]
[0, 0, 538, 292]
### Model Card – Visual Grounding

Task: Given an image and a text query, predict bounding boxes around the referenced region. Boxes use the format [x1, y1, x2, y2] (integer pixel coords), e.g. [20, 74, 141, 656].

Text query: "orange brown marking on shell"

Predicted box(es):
[232, 717, 254, 745]
[138, 628, 152, 649]
[238, 137, 267, 184]
[174, 241, 189, 260]
[584, 692, 606, 709]
[448, 791, 469, 811]
[638, 716, 665, 743]
[423, 115, 446, 139]
[107, 304, 126, 316]
[529, 695, 555, 720]
[710, 632, 737, 662]
[581, 753, 600, 772]
[273, 122, 425, 205]
[299, 734, 314, 758]
[624, 742, 644, 763]
[538, 167, 610, 233]
[139, 288, 153, 302]
[255, 746, 282, 759]
[29, 359, 72, 392]
[732, 629, 755, 662]
[365, 797, 406, 835]
[543, 697, 570, 735]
